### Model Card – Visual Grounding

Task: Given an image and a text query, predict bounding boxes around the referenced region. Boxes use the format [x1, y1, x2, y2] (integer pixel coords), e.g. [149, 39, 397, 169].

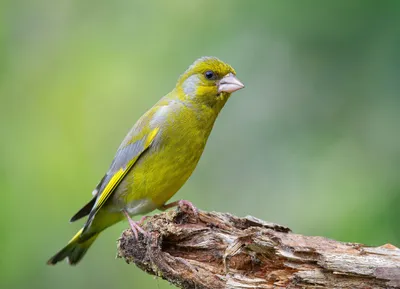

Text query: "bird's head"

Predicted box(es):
[176, 57, 244, 111]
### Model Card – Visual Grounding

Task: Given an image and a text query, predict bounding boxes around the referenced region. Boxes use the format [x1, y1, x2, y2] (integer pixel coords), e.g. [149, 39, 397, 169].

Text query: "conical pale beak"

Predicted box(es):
[218, 73, 245, 93]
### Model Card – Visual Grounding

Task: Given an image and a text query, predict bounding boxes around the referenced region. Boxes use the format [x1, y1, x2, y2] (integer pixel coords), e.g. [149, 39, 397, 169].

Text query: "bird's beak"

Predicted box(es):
[218, 73, 245, 94]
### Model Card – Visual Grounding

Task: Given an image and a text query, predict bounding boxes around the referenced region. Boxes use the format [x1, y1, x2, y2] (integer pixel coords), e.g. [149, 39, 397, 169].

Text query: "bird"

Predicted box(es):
[47, 56, 244, 265]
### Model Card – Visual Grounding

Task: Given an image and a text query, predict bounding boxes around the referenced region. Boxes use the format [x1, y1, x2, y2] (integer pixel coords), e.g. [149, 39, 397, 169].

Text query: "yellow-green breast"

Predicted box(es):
[107, 94, 219, 215]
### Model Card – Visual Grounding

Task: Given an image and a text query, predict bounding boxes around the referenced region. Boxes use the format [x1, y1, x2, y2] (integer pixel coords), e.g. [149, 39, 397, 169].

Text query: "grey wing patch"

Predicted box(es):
[82, 134, 152, 233]
[70, 136, 148, 223]
[109, 136, 147, 174]
[95, 136, 148, 194]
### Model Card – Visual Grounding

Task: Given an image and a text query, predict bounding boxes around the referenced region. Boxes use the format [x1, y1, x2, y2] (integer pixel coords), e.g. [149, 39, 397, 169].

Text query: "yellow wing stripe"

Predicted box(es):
[87, 127, 160, 223]
[145, 127, 159, 147]
[93, 168, 125, 211]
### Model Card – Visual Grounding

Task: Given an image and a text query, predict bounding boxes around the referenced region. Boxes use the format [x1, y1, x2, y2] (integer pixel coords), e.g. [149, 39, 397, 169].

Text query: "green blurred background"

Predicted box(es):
[1, 0, 400, 288]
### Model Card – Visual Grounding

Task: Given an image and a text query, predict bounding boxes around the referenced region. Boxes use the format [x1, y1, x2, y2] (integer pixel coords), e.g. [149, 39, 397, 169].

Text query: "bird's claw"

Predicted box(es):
[160, 199, 199, 219]
[177, 200, 199, 218]
[123, 210, 149, 240]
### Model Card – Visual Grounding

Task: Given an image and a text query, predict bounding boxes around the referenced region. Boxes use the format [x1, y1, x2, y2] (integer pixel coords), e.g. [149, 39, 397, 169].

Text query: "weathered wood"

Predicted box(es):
[117, 208, 400, 289]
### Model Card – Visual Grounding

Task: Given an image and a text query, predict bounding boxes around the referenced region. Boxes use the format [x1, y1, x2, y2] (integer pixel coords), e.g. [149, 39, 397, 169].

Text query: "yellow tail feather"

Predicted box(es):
[47, 228, 99, 265]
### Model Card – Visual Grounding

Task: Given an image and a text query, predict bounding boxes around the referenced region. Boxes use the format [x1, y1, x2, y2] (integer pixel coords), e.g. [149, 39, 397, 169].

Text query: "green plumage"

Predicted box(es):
[48, 56, 244, 265]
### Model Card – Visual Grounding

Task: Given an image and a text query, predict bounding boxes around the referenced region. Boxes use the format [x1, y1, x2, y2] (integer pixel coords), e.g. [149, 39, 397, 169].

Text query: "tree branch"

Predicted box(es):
[117, 208, 400, 289]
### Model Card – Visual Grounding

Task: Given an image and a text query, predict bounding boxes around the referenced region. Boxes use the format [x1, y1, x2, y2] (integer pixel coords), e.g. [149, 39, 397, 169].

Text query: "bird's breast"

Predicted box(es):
[117, 102, 217, 209]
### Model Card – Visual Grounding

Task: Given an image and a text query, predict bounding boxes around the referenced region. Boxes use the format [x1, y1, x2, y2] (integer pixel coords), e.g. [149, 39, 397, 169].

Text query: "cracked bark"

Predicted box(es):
[117, 208, 400, 289]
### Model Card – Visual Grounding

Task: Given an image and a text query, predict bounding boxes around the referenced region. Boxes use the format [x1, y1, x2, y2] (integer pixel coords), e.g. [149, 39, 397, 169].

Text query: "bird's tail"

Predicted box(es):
[47, 228, 99, 265]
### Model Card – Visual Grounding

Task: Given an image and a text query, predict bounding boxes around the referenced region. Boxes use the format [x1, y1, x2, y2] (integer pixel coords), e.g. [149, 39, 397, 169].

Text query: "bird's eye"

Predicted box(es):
[204, 70, 216, 80]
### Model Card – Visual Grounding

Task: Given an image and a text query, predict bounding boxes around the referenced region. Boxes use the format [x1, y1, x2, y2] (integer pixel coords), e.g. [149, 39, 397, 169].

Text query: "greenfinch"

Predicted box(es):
[47, 56, 244, 265]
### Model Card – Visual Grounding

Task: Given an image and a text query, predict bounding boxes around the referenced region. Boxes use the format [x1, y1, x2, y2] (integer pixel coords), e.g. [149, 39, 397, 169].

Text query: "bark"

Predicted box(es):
[117, 208, 400, 289]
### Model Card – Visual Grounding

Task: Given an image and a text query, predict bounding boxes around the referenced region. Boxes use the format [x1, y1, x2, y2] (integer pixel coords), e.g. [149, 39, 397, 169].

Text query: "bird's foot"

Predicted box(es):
[137, 215, 150, 226]
[123, 210, 148, 240]
[160, 199, 199, 218]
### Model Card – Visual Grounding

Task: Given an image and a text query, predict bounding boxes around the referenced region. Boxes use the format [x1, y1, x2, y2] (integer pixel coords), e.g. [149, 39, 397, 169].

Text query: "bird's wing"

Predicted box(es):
[81, 126, 160, 233]
[69, 98, 169, 224]
[70, 175, 107, 222]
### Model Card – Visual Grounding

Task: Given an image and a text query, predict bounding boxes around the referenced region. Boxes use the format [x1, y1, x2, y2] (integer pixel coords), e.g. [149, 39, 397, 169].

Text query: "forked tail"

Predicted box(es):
[47, 228, 99, 265]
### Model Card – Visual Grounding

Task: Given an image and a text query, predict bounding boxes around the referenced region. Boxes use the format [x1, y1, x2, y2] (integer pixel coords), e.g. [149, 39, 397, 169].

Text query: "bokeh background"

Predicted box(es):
[1, 1, 400, 288]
